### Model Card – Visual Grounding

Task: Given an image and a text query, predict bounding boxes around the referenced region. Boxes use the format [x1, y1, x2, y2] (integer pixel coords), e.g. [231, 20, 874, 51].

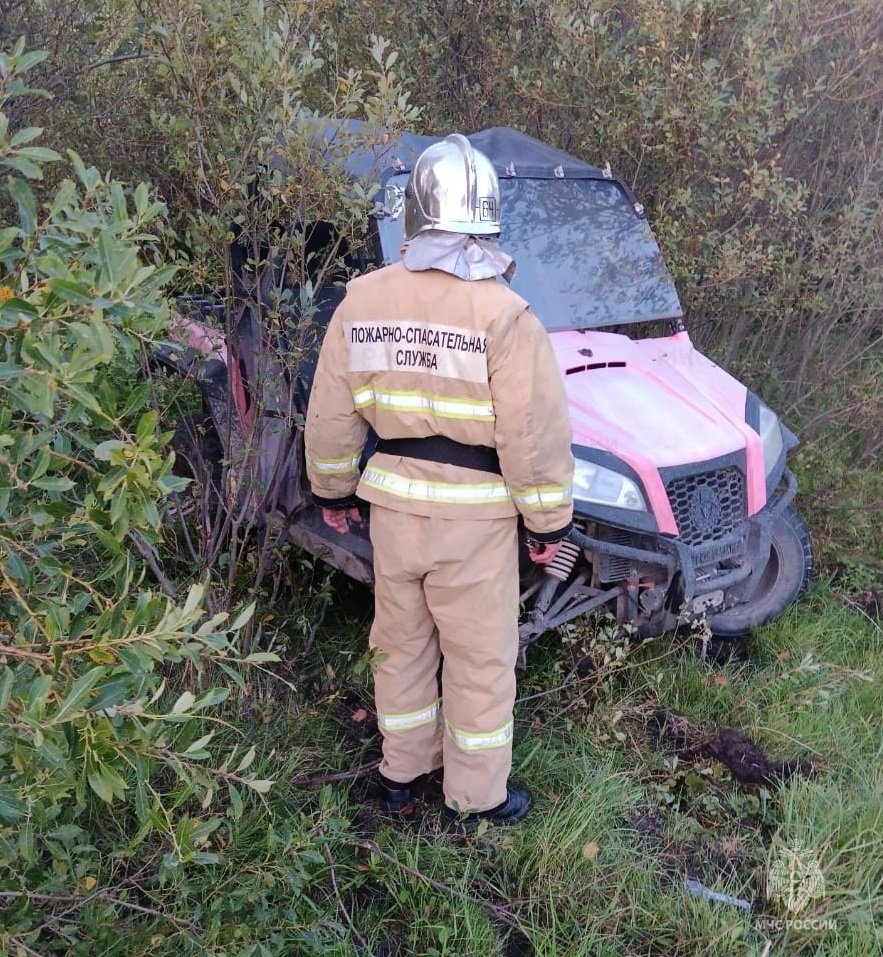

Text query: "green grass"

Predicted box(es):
[10, 583, 880, 956]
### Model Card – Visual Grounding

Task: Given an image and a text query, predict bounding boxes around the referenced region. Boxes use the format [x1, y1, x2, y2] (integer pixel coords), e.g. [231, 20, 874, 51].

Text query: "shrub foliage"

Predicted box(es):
[11, 0, 881, 457]
[0, 42, 273, 951]
[326, 0, 882, 456]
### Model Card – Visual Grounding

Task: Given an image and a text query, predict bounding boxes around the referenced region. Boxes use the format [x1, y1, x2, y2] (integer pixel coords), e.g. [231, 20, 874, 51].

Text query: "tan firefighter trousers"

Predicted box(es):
[369, 504, 520, 812]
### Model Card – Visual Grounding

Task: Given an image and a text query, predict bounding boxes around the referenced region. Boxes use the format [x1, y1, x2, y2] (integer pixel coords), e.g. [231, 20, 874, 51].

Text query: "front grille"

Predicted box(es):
[666, 467, 746, 546]
[598, 527, 643, 582]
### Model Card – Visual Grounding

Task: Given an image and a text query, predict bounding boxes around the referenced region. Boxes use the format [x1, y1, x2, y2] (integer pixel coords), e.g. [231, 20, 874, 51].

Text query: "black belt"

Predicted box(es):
[374, 436, 501, 475]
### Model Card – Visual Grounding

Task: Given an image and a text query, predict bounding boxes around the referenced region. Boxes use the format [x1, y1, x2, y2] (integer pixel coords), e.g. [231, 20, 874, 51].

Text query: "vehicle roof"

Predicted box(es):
[275, 118, 608, 182]
[269, 119, 683, 329]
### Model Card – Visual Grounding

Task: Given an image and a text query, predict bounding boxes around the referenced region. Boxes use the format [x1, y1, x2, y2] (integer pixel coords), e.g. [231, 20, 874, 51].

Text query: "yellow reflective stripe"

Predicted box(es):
[378, 700, 441, 732]
[446, 719, 514, 751]
[360, 466, 511, 505]
[351, 387, 495, 422]
[307, 451, 361, 475]
[511, 484, 573, 510]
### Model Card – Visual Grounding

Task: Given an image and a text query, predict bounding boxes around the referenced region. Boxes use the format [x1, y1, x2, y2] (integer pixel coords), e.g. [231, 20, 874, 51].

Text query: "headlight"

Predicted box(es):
[573, 458, 647, 511]
[757, 402, 784, 478]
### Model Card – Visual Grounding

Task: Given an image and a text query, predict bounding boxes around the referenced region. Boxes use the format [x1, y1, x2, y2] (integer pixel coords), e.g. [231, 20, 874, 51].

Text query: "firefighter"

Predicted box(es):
[305, 134, 574, 829]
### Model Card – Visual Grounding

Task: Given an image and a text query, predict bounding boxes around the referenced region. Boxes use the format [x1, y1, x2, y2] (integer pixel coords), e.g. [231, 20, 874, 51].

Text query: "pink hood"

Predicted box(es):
[550, 330, 766, 532]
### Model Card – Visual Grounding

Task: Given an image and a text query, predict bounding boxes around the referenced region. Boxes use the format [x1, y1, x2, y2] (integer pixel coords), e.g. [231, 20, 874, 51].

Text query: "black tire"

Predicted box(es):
[707, 505, 813, 638]
[171, 412, 225, 498]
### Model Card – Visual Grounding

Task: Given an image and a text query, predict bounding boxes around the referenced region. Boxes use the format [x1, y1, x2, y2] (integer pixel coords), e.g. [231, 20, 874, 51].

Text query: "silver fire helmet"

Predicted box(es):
[403, 134, 501, 240]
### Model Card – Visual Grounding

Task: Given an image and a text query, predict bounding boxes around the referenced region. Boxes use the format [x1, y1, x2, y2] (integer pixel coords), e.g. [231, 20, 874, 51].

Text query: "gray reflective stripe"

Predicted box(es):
[352, 387, 495, 422]
[361, 466, 511, 505]
[511, 484, 573, 510]
[378, 700, 441, 732]
[446, 719, 514, 751]
[307, 452, 361, 475]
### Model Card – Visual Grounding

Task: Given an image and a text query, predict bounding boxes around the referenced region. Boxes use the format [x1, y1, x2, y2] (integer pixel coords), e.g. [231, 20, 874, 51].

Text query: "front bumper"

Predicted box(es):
[518, 469, 799, 648]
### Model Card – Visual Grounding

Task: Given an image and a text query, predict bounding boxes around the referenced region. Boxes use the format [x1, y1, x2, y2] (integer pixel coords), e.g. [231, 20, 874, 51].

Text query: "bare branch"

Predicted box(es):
[317, 829, 371, 953]
[292, 759, 381, 790]
[127, 531, 179, 601]
[0, 890, 196, 931]
[346, 839, 524, 930]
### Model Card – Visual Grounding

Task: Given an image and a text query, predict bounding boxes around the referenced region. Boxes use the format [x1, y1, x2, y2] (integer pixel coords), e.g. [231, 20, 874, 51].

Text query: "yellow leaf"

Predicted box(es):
[82, 875, 97, 891]
[582, 842, 599, 861]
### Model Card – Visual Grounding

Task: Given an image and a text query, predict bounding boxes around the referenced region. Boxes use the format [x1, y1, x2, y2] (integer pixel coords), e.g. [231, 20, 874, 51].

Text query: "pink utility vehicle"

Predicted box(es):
[159, 124, 812, 653]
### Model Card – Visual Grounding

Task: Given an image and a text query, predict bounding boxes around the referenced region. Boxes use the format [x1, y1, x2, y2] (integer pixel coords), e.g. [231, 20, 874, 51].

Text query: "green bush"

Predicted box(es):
[326, 0, 882, 458]
[0, 42, 274, 952]
[102, 0, 421, 613]
[14, 2, 881, 469]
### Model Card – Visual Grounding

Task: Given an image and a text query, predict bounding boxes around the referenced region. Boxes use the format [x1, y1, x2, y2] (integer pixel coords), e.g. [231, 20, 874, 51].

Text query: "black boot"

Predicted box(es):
[441, 787, 533, 833]
[377, 770, 442, 813]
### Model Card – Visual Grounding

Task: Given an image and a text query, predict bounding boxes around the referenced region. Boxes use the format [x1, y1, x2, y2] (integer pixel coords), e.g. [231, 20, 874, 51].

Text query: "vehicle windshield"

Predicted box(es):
[376, 175, 683, 330]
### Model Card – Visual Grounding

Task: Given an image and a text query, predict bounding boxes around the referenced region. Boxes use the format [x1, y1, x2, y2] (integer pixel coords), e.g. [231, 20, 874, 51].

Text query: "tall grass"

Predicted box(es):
[10, 583, 875, 955]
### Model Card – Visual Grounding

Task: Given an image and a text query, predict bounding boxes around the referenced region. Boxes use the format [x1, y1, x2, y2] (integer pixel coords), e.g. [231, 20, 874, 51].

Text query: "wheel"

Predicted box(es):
[171, 411, 225, 508]
[707, 506, 813, 638]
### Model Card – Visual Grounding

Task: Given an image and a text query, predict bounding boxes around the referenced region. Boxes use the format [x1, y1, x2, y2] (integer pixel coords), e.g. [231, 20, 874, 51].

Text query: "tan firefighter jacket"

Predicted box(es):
[304, 262, 574, 538]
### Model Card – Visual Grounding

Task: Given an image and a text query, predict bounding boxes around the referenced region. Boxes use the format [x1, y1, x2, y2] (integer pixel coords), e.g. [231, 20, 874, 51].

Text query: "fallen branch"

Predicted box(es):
[0, 890, 196, 931]
[347, 838, 523, 930]
[317, 829, 371, 953]
[1, 934, 43, 957]
[292, 759, 381, 789]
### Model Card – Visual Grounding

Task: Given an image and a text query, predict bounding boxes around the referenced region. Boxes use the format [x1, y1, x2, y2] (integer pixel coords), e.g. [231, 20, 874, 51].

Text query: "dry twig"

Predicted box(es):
[0, 890, 196, 931]
[1, 935, 44, 957]
[127, 531, 180, 601]
[292, 759, 381, 790]
[317, 829, 371, 952]
[347, 838, 523, 930]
